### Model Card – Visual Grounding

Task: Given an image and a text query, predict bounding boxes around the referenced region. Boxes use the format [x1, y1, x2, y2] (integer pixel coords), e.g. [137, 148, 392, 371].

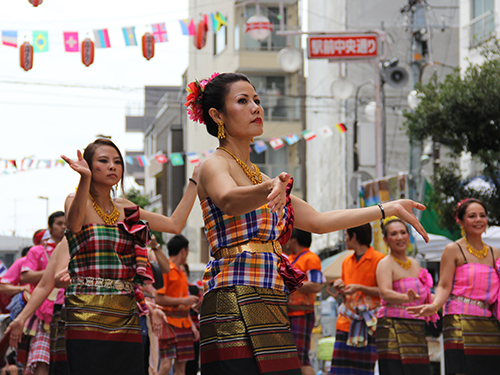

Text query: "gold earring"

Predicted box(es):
[484, 226, 487, 235]
[251, 138, 254, 143]
[461, 226, 465, 237]
[217, 120, 225, 139]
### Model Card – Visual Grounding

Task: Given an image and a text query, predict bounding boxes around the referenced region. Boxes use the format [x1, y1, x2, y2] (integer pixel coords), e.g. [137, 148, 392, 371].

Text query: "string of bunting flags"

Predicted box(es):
[1, 11, 228, 70]
[0, 124, 346, 175]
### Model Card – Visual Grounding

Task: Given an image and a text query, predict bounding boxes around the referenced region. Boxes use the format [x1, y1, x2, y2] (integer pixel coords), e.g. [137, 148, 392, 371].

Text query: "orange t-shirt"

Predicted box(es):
[336, 247, 384, 333]
[287, 248, 323, 317]
[157, 261, 192, 329]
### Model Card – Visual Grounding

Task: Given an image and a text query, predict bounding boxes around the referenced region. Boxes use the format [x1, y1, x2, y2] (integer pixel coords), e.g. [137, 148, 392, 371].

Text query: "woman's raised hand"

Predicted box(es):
[61, 150, 91, 178]
[406, 289, 419, 303]
[267, 172, 290, 214]
[383, 199, 429, 243]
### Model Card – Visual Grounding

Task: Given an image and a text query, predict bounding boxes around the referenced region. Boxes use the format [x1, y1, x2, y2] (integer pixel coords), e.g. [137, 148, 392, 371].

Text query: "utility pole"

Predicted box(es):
[404, 0, 428, 202]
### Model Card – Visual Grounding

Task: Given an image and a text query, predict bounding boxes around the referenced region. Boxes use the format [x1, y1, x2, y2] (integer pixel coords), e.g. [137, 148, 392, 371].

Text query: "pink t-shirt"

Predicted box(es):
[21, 240, 65, 322]
[1, 257, 26, 286]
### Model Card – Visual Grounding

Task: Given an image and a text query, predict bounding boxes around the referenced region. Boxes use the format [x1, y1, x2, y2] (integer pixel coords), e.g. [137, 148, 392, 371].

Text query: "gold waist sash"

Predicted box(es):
[213, 241, 282, 259]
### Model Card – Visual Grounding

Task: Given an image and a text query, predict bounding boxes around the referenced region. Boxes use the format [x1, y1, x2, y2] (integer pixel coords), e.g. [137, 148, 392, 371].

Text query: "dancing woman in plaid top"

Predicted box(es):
[60, 138, 199, 375]
[187, 72, 430, 375]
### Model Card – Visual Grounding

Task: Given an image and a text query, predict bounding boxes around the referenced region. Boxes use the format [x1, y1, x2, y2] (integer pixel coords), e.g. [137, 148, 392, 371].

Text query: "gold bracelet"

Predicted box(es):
[431, 302, 438, 311]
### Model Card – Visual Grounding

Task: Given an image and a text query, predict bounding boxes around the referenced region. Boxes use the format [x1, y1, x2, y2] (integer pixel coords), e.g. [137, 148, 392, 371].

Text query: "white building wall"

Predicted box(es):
[306, 0, 346, 251]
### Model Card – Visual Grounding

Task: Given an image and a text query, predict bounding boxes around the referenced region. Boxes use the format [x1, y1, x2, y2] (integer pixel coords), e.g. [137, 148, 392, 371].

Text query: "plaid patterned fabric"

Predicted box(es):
[65, 213, 152, 296]
[201, 184, 293, 255]
[50, 303, 68, 374]
[25, 321, 51, 375]
[201, 182, 293, 294]
[204, 250, 285, 293]
[330, 331, 376, 375]
[160, 326, 195, 362]
[338, 304, 378, 348]
[290, 312, 315, 366]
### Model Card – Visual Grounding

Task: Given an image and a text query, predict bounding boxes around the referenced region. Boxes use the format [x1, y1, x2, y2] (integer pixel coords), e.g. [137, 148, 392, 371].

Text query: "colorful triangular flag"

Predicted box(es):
[122, 26, 137, 46]
[125, 156, 134, 165]
[215, 12, 227, 31]
[186, 152, 200, 164]
[155, 154, 168, 163]
[302, 130, 317, 141]
[170, 153, 184, 166]
[93, 29, 111, 48]
[152, 23, 168, 43]
[63, 32, 79, 52]
[319, 126, 333, 138]
[188, 19, 196, 36]
[253, 141, 268, 154]
[179, 19, 190, 36]
[203, 150, 214, 158]
[269, 137, 285, 150]
[336, 123, 347, 133]
[2, 31, 17, 48]
[285, 134, 300, 145]
[33, 31, 49, 52]
[137, 155, 149, 167]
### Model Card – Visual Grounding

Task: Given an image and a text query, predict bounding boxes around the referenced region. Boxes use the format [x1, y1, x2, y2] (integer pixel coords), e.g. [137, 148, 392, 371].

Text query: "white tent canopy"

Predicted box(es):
[413, 226, 500, 262]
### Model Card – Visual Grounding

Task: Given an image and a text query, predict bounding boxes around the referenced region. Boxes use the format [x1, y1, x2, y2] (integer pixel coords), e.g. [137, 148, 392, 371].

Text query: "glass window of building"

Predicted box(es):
[471, 0, 494, 45]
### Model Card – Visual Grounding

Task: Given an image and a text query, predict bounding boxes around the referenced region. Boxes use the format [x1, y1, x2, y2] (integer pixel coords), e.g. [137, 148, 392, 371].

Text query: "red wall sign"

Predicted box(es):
[307, 34, 378, 60]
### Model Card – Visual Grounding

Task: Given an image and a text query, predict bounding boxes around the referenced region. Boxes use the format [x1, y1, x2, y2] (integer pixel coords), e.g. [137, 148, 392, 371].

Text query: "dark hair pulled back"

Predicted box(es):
[453, 198, 488, 222]
[201, 73, 253, 137]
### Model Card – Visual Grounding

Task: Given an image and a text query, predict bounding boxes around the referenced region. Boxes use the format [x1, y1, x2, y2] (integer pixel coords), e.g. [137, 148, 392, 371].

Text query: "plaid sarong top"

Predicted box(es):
[66, 206, 154, 297]
[201, 182, 295, 294]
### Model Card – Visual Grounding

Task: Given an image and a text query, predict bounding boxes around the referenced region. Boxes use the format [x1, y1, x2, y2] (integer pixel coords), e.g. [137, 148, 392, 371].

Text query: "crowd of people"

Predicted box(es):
[0, 72, 496, 375]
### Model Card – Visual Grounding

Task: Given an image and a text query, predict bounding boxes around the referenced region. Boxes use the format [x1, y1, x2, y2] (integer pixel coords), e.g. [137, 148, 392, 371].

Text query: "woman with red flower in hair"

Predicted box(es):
[184, 72, 429, 375]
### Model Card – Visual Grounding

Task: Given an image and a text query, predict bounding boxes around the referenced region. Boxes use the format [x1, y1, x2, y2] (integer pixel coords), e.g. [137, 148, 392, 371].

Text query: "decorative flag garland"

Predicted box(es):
[1, 125, 346, 176]
[0, 11, 228, 70]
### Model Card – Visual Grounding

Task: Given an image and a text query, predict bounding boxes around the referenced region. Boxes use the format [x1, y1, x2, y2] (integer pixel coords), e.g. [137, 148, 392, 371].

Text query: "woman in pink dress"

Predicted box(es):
[409, 198, 500, 374]
[376, 218, 438, 375]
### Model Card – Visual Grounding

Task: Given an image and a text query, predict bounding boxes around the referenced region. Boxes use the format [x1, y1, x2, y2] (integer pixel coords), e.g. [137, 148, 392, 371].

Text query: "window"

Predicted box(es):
[250, 143, 301, 190]
[471, 0, 495, 45]
[243, 5, 287, 51]
[246, 74, 300, 121]
[213, 24, 227, 56]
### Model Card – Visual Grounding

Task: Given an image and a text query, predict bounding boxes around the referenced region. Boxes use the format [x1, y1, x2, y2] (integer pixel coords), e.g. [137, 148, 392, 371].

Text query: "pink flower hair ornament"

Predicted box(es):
[184, 72, 220, 125]
[455, 198, 470, 223]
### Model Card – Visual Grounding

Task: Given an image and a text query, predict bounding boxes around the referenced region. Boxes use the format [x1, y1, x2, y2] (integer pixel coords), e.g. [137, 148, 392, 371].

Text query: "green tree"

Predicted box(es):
[404, 41, 500, 230]
[126, 188, 165, 245]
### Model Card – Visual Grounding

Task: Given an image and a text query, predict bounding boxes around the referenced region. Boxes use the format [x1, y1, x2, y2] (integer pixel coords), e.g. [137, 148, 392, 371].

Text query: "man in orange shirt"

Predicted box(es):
[286, 229, 325, 375]
[156, 235, 200, 375]
[330, 223, 384, 375]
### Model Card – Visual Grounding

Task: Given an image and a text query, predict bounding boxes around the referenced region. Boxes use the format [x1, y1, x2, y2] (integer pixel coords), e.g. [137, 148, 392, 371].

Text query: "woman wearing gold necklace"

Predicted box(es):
[60, 138, 199, 375]
[408, 198, 500, 375]
[184, 72, 429, 375]
[376, 218, 437, 375]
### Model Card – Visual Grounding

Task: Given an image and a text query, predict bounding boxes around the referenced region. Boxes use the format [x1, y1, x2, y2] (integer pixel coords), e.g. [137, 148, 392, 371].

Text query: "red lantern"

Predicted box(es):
[194, 20, 208, 50]
[20, 42, 33, 71]
[245, 14, 273, 41]
[142, 33, 155, 60]
[81, 38, 94, 67]
[28, 0, 43, 6]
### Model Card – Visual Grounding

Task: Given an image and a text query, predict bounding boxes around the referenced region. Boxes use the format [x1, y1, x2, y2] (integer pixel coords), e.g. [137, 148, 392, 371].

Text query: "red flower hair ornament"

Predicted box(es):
[184, 72, 220, 125]
[455, 198, 470, 223]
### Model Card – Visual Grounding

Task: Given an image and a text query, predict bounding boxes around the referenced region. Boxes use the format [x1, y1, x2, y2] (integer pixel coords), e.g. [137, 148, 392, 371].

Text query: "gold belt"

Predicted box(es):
[213, 241, 282, 259]
[71, 276, 135, 293]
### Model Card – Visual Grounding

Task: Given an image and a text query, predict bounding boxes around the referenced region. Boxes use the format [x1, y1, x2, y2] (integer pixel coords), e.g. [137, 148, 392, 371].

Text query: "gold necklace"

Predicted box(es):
[88, 193, 120, 225]
[217, 147, 262, 185]
[391, 254, 412, 270]
[463, 236, 488, 260]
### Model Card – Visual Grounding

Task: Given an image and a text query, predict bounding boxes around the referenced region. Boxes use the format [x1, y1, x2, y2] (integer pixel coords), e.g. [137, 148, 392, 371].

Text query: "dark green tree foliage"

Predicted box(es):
[404, 41, 500, 229]
[126, 188, 165, 245]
